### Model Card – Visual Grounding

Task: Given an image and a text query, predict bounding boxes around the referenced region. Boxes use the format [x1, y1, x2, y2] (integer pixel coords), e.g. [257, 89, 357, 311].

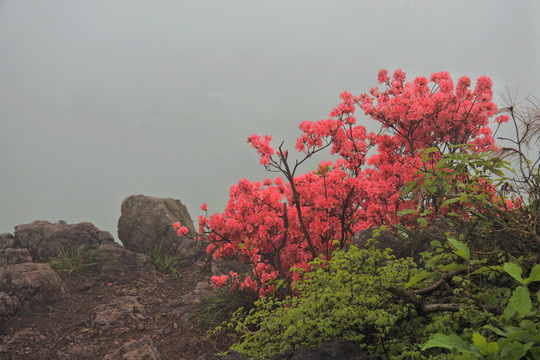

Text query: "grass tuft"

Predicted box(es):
[49, 244, 101, 275]
[147, 242, 185, 276]
[196, 287, 258, 327]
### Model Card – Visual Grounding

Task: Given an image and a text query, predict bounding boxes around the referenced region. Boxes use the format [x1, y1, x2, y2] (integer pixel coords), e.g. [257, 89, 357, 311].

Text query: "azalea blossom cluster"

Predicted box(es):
[173, 221, 189, 237]
[175, 70, 509, 297]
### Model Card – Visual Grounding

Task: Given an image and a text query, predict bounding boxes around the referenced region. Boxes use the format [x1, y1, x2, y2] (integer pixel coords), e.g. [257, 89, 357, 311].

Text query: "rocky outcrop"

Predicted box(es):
[13, 220, 115, 262]
[351, 219, 453, 259]
[0, 262, 65, 317]
[0, 233, 17, 263]
[97, 242, 152, 281]
[117, 195, 205, 259]
[351, 227, 410, 258]
[0, 195, 382, 359]
[271, 338, 374, 359]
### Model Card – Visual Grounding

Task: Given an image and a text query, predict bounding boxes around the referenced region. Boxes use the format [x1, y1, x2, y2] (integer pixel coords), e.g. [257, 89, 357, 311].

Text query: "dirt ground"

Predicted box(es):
[0, 260, 238, 360]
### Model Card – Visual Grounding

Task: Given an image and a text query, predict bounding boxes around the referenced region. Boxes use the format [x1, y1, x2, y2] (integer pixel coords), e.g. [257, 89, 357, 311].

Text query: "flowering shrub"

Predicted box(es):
[175, 69, 509, 295]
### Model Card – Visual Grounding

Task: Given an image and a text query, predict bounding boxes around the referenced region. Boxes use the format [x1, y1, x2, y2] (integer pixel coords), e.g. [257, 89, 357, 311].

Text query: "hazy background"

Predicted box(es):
[1, 0, 539, 238]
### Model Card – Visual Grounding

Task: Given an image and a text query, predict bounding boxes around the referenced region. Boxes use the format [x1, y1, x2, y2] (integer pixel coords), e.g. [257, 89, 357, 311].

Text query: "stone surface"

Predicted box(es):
[14, 220, 115, 262]
[0, 291, 16, 318]
[0, 233, 16, 265]
[117, 194, 205, 259]
[97, 242, 152, 281]
[4, 248, 32, 265]
[351, 220, 455, 260]
[0, 233, 16, 250]
[351, 227, 411, 258]
[1, 262, 65, 319]
[5, 262, 65, 297]
[103, 336, 162, 360]
[59, 344, 99, 360]
[93, 296, 145, 328]
[269, 338, 375, 360]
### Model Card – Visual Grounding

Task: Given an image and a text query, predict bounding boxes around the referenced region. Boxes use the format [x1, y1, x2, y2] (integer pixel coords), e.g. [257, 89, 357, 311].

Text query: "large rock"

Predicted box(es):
[117, 195, 205, 259]
[351, 219, 454, 260]
[351, 227, 410, 258]
[0, 233, 17, 264]
[1, 262, 65, 318]
[97, 242, 152, 281]
[13, 221, 115, 262]
[270, 338, 375, 360]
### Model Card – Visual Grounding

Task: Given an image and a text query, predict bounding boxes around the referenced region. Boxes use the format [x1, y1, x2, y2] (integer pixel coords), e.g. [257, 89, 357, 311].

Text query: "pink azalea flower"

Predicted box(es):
[177, 226, 189, 237]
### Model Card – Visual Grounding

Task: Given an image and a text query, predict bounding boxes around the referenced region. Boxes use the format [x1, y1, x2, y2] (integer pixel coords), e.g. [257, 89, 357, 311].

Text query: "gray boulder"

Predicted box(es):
[13, 220, 115, 262]
[117, 195, 205, 259]
[96, 242, 152, 281]
[351, 227, 410, 258]
[270, 338, 375, 359]
[351, 219, 455, 260]
[0, 233, 17, 265]
[1, 262, 65, 318]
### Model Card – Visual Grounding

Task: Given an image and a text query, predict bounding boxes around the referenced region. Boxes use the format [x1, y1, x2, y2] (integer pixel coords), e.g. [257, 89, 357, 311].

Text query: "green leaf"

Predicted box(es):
[420, 209, 432, 217]
[454, 354, 479, 360]
[421, 333, 472, 353]
[472, 332, 487, 348]
[498, 329, 527, 348]
[471, 266, 502, 276]
[499, 341, 534, 359]
[524, 264, 540, 285]
[397, 209, 416, 217]
[425, 147, 440, 154]
[405, 271, 436, 288]
[459, 192, 469, 204]
[472, 333, 499, 356]
[438, 263, 470, 273]
[401, 182, 417, 197]
[448, 237, 470, 260]
[417, 217, 429, 228]
[504, 263, 525, 285]
[441, 197, 461, 207]
[484, 325, 507, 337]
[435, 158, 448, 169]
[504, 286, 532, 319]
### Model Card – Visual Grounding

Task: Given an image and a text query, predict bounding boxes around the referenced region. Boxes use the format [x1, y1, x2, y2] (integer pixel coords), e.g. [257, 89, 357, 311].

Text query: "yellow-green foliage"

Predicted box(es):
[214, 240, 416, 358]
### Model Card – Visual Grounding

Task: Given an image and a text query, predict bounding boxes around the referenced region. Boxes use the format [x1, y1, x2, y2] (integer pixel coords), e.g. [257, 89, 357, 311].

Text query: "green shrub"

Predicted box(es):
[421, 259, 540, 359]
[211, 236, 418, 359]
[206, 100, 540, 359]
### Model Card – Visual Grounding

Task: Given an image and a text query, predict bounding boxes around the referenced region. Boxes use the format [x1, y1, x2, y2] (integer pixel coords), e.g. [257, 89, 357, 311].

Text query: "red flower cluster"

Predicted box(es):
[180, 70, 504, 296]
[173, 222, 189, 237]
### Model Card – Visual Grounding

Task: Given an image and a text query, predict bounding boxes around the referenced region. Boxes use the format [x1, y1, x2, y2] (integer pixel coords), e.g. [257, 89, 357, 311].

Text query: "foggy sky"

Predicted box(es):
[1, 0, 539, 237]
